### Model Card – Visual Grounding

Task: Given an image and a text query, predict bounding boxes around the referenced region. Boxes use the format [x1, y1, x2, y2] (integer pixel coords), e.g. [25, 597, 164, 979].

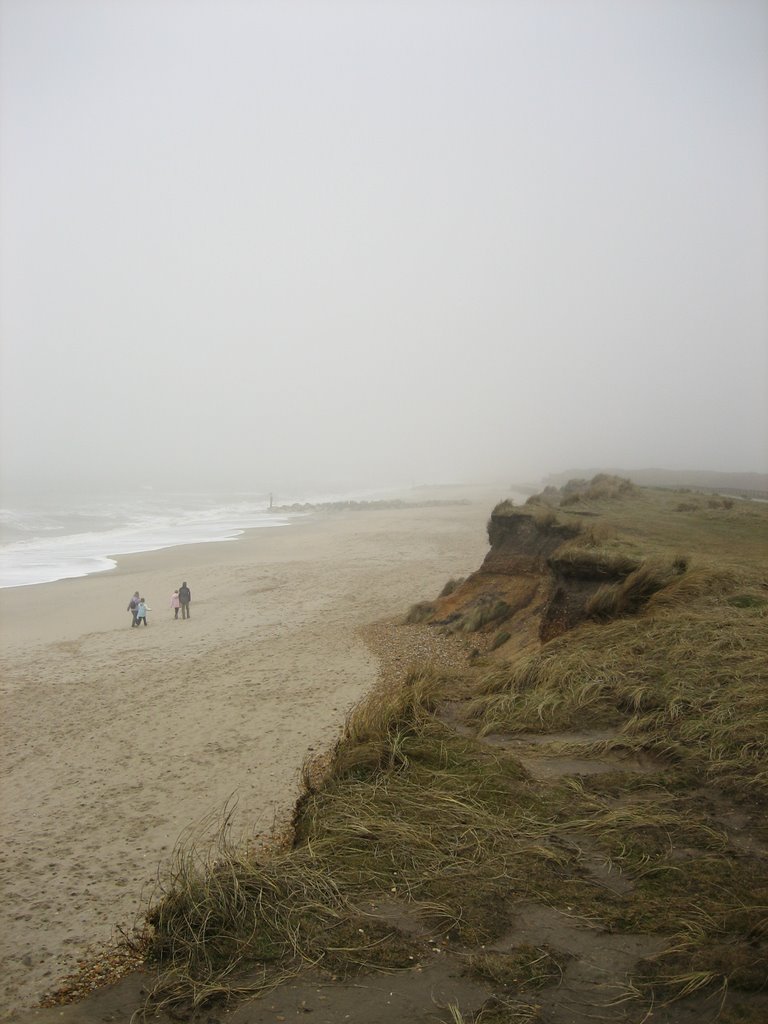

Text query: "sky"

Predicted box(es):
[1, 0, 766, 497]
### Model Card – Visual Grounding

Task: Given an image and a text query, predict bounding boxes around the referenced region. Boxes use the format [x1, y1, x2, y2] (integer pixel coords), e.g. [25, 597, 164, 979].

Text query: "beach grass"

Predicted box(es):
[142, 481, 768, 1021]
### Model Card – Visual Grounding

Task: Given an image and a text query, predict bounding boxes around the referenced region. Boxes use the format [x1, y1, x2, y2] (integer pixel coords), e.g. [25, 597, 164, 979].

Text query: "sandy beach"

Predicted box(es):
[0, 489, 504, 1016]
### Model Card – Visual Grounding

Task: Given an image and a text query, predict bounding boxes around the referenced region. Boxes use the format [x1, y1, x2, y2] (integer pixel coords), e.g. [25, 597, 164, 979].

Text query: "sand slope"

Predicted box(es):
[0, 493, 499, 1015]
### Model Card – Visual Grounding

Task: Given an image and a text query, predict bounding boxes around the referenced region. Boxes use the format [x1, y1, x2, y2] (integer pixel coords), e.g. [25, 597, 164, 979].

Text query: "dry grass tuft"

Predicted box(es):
[490, 629, 511, 651]
[548, 545, 641, 580]
[556, 473, 637, 503]
[440, 577, 466, 598]
[405, 601, 437, 624]
[448, 596, 512, 635]
[310, 668, 444, 781]
[144, 804, 349, 1011]
[630, 904, 768, 1006]
[585, 559, 686, 620]
[467, 944, 571, 990]
[471, 995, 542, 1023]
[646, 563, 748, 609]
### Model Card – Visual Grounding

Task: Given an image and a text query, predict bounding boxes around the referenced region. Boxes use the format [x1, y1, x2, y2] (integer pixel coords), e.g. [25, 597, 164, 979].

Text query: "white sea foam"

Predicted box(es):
[0, 495, 290, 589]
[0, 487, 395, 589]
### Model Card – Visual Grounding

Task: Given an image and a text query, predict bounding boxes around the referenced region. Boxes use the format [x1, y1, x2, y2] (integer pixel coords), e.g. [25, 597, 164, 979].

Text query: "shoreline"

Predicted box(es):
[0, 487, 503, 1015]
[0, 493, 486, 593]
[0, 508, 290, 592]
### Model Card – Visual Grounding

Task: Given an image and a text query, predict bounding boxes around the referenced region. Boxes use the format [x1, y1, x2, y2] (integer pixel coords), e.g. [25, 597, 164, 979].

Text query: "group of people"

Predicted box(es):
[127, 581, 192, 627]
[126, 592, 150, 627]
[171, 582, 192, 619]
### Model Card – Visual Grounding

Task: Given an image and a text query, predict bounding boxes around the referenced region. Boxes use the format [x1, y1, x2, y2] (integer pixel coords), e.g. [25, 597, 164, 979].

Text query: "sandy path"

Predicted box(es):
[0, 492, 502, 1015]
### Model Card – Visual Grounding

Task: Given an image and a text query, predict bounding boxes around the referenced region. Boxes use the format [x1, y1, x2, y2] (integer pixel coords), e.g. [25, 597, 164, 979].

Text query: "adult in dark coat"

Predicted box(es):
[127, 591, 140, 627]
[179, 582, 192, 619]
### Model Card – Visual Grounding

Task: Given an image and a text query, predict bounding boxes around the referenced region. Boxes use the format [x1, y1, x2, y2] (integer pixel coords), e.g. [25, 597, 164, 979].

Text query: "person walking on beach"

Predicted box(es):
[127, 591, 140, 627]
[136, 598, 151, 627]
[170, 589, 181, 619]
[179, 582, 191, 619]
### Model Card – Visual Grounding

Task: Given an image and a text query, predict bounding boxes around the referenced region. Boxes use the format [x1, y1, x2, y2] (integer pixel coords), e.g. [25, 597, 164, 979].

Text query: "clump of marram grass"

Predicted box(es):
[449, 596, 512, 634]
[310, 667, 444, 780]
[491, 498, 517, 516]
[144, 811, 431, 1012]
[548, 545, 641, 580]
[560, 477, 589, 493]
[144, 805, 350, 1011]
[646, 563, 747, 609]
[556, 474, 636, 502]
[532, 507, 558, 529]
[490, 629, 511, 651]
[555, 780, 728, 872]
[445, 995, 542, 1024]
[525, 491, 560, 508]
[405, 600, 436, 624]
[439, 577, 465, 598]
[466, 944, 572, 990]
[585, 558, 686, 620]
[627, 903, 768, 1009]
[586, 474, 636, 500]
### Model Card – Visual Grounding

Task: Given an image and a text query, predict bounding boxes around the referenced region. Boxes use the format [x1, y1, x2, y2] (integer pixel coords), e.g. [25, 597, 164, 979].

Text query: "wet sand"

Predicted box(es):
[0, 489, 503, 1016]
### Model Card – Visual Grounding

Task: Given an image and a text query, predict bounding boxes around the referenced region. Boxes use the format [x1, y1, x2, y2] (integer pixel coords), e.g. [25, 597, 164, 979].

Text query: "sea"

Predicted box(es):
[0, 487, 385, 590]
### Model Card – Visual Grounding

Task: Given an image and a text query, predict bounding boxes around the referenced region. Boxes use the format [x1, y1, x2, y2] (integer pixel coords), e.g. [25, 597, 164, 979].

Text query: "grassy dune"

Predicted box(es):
[138, 481, 768, 1022]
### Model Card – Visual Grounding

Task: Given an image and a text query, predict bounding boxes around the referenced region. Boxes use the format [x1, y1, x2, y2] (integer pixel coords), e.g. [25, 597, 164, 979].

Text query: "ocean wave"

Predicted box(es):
[0, 486, 402, 589]
[0, 497, 290, 589]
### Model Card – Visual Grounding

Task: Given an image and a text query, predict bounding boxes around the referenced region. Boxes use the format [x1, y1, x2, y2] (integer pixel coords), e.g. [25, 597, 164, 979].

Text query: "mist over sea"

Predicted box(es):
[0, 486, 388, 589]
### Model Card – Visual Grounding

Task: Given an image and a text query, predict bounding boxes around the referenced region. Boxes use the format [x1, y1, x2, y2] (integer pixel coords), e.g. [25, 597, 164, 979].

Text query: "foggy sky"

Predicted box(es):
[1, 0, 766, 496]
